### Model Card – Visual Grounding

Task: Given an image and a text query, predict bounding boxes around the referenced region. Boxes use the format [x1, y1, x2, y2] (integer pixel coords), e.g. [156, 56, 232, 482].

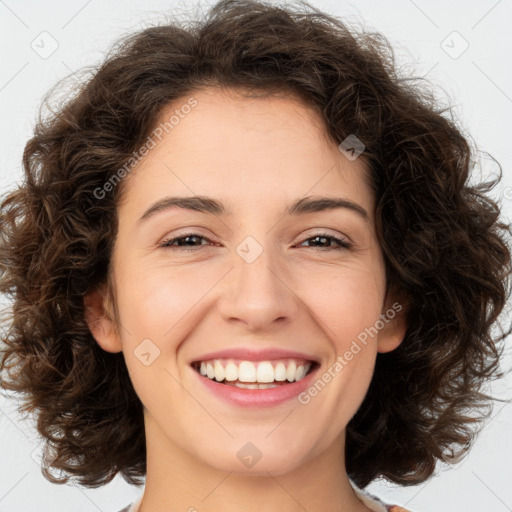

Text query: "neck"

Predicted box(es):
[138, 412, 371, 512]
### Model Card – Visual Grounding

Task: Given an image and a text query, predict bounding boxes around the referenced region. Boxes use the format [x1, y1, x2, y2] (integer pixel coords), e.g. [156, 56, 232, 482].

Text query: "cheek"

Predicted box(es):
[301, 272, 382, 429]
[116, 263, 215, 337]
[298, 265, 385, 347]
[113, 263, 227, 399]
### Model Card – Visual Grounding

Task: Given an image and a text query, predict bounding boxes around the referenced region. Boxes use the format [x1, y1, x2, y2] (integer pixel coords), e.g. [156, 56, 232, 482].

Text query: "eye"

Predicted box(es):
[159, 232, 352, 252]
[295, 233, 352, 251]
[159, 232, 213, 252]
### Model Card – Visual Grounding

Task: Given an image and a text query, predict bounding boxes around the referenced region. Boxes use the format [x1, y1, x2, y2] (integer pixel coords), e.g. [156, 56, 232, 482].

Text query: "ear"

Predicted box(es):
[83, 284, 122, 353]
[376, 285, 409, 354]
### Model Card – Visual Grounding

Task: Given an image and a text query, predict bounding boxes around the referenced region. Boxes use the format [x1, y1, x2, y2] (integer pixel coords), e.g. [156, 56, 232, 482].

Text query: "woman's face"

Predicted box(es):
[87, 86, 406, 475]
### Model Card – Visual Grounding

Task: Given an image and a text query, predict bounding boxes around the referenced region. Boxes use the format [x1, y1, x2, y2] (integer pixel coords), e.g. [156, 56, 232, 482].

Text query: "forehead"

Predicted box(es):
[117, 86, 373, 219]
[151, 86, 335, 159]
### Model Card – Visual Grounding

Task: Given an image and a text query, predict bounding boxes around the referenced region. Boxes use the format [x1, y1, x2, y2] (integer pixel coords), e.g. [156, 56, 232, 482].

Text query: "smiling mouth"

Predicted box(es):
[191, 358, 318, 389]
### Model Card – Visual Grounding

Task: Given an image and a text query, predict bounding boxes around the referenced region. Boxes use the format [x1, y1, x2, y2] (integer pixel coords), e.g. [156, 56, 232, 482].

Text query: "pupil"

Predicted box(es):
[313, 236, 328, 246]
[180, 235, 199, 246]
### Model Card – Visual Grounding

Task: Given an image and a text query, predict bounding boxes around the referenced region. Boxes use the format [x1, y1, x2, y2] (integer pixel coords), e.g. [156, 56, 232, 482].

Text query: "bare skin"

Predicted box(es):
[85, 86, 407, 512]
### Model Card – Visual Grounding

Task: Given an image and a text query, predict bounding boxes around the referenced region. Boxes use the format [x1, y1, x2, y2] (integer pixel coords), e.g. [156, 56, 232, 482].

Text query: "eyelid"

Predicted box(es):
[159, 228, 354, 252]
[159, 227, 215, 242]
[298, 227, 352, 245]
[159, 226, 351, 244]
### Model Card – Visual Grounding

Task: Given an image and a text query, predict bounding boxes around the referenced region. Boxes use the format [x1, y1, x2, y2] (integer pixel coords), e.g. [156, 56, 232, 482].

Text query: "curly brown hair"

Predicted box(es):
[1, 0, 511, 491]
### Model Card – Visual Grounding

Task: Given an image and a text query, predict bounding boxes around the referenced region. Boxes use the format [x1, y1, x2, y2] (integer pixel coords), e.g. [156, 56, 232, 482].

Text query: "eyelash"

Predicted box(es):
[159, 232, 352, 252]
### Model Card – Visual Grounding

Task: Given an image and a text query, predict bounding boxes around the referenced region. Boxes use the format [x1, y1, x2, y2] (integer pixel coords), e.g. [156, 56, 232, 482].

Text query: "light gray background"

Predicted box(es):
[1, 1, 511, 511]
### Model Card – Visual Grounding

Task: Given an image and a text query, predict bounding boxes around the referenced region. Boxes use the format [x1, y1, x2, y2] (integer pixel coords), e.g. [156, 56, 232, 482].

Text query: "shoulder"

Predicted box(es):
[117, 492, 143, 512]
[349, 479, 412, 512]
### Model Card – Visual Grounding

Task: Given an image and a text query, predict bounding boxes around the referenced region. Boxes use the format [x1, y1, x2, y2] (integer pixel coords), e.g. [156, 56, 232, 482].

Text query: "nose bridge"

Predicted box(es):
[218, 233, 298, 329]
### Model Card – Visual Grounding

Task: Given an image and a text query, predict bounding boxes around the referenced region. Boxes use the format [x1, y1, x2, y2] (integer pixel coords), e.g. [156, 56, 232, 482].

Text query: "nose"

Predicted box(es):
[217, 243, 299, 332]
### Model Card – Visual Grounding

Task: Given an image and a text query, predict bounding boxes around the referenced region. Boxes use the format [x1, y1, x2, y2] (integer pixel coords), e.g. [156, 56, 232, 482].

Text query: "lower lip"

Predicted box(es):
[193, 364, 319, 408]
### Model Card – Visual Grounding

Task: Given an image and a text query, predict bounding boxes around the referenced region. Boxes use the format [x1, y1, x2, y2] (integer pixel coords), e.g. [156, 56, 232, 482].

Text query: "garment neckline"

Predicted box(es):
[125, 478, 388, 512]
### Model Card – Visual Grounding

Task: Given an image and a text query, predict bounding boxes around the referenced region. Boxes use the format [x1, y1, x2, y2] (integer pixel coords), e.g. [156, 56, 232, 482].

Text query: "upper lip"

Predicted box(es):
[190, 348, 320, 364]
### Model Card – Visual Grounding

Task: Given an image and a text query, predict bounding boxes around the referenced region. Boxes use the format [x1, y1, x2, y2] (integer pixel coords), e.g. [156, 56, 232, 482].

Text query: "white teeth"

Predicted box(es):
[238, 361, 257, 382]
[233, 382, 259, 389]
[224, 362, 238, 381]
[195, 358, 313, 384]
[256, 361, 274, 383]
[229, 382, 279, 389]
[214, 360, 225, 381]
[274, 362, 287, 381]
[286, 361, 297, 382]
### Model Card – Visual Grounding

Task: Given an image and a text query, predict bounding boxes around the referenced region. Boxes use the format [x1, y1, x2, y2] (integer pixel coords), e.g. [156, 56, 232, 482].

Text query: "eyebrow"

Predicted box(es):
[137, 195, 370, 224]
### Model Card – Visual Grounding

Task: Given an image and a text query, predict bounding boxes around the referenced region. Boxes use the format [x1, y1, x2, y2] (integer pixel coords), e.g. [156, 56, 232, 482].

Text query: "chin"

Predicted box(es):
[192, 437, 311, 476]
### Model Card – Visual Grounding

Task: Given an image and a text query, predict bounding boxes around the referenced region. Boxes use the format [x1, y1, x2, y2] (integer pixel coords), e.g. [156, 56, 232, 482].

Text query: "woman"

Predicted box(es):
[1, 1, 510, 511]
